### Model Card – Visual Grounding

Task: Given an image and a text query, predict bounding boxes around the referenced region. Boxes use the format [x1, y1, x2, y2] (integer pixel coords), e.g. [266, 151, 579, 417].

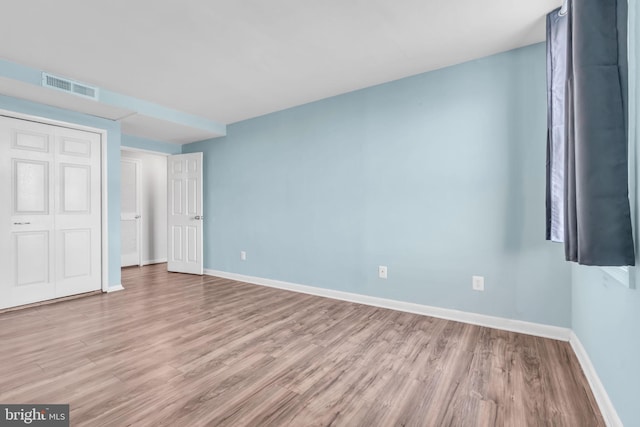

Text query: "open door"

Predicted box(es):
[167, 153, 203, 275]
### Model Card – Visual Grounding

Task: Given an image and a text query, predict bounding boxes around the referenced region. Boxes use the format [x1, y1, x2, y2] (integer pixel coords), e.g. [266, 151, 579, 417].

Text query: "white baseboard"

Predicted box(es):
[143, 258, 167, 266]
[203, 269, 571, 341]
[569, 332, 622, 427]
[106, 284, 125, 293]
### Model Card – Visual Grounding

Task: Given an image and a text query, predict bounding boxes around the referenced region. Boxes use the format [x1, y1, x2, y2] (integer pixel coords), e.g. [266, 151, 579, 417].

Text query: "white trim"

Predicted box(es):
[569, 332, 623, 427]
[136, 159, 143, 267]
[100, 127, 109, 293]
[143, 258, 167, 265]
[203, 269, 571, 341]
[105, 284, 125, 293]
[0, 108, 111, 293]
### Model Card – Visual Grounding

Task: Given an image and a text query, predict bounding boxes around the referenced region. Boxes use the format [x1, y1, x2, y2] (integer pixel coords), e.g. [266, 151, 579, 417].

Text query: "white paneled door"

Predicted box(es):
[0, 116, 102, 309]
[121, 158, 142, 267]
[167, 153, 203, 275]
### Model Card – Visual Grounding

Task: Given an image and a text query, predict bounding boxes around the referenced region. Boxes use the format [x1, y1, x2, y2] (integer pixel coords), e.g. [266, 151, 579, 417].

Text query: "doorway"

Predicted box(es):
[120, 149, 168, 267]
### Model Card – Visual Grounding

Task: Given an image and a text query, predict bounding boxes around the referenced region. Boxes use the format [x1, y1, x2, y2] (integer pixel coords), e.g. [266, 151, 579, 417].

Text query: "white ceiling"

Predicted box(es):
[0, 0, 559, 127]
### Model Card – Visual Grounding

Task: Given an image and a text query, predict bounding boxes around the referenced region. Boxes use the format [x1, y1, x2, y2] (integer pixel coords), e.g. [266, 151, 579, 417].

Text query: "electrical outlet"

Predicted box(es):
[472, 275, 484, 291]
[379, 266, 388, 279]
[240, 251, 246, 261]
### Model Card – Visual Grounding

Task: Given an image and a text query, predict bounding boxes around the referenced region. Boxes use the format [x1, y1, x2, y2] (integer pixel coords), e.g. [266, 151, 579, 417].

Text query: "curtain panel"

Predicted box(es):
[546, 0, 635, 266]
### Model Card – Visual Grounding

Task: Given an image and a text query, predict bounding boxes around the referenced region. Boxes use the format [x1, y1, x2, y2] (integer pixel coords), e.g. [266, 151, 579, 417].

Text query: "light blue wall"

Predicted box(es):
[0, 95, 122, 288]
[184, 43, 572, 327]
[570, 3, 640, 424]
[122, 134, 182, 154]
[572, 266, 640, 426]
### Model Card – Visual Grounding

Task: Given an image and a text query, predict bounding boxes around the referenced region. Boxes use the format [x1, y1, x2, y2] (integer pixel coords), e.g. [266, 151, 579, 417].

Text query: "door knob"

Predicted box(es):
[135, 215, 141, 219]
[194, 215, 204, 220]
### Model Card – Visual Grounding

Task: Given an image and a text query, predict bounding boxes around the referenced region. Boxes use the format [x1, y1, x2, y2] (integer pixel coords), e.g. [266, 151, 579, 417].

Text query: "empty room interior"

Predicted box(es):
[0, 0, 639, 426]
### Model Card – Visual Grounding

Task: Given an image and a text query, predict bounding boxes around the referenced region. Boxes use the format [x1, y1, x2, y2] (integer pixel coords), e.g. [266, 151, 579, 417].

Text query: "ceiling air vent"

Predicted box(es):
[42, 72, 99, 101]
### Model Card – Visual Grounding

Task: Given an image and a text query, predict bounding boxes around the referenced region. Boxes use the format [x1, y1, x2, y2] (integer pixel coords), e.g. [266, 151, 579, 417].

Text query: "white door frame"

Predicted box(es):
[0, 109, 110, 293]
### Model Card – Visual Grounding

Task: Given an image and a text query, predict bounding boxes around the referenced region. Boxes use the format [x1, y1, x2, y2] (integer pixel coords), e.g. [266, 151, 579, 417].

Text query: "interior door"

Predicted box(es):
[0, 115, 102, 309]
[167, 153, 203, 275]
[121, 158, 142, 267]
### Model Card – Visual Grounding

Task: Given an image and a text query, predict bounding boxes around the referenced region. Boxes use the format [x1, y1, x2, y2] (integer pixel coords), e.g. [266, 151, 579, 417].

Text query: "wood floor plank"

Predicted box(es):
[0, 264, 604, 426]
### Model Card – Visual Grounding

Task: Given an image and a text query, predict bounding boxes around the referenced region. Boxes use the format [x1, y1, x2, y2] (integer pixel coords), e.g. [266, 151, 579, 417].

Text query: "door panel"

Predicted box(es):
[60, 229, 92, 279]
[121, 220, 139, 259]
[13, 159, 50, 214]
[60, 136, 91, 157]
[13, 129, 50, 152]
[171, 226, 183, 262]
[171, 179, 182, 214]
[187, 226, 197, 263]
[187, 178, 197, 214]
[167, 153, 203, 275]
[61, 164, 91, 212]
[0, 116, 102, 309]
[14, 231, 50, 286]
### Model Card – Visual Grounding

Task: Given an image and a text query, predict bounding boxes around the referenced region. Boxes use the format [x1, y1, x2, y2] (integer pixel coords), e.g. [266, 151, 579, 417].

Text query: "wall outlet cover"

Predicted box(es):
[472, 275, 484, 291]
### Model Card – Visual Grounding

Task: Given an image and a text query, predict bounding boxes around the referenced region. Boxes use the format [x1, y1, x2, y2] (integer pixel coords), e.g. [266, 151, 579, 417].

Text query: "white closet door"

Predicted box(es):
[120, 158, 142, 267]
[0, 118, 56, 308]
[54, 126, 102, 298]
[0, 116, 102, 309]
[167, 153, 203, 275]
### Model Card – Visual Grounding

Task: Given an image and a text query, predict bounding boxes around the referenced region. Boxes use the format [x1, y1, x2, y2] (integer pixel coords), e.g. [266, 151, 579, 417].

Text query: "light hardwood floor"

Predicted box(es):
[0, 264, 603, 426]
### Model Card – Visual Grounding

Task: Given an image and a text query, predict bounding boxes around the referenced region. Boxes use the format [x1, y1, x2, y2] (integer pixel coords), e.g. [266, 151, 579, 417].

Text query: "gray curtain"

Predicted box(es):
[546, 0, 635, 266]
